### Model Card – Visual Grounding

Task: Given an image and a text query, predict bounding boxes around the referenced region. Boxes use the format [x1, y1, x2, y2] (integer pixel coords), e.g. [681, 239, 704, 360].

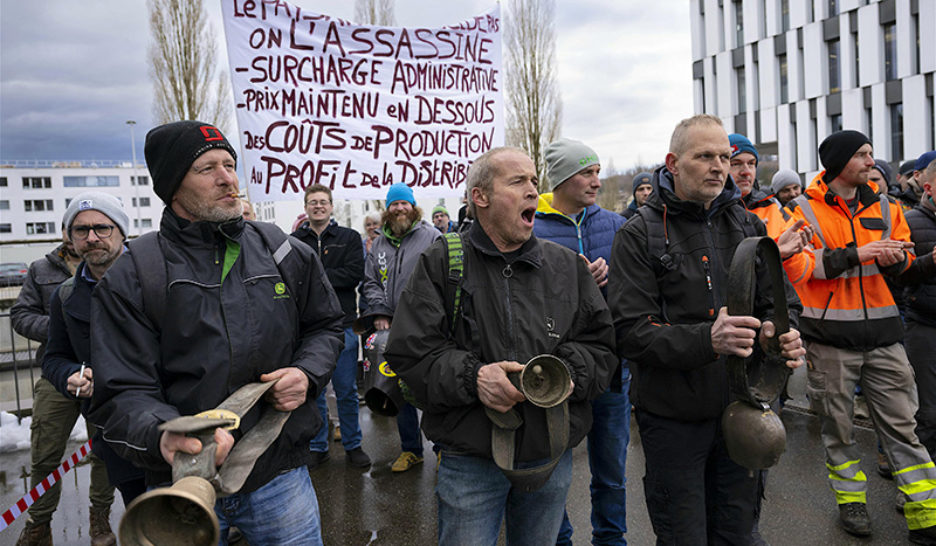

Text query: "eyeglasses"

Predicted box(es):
[306, 200, 331, 207]
[71, 224, 115, 240]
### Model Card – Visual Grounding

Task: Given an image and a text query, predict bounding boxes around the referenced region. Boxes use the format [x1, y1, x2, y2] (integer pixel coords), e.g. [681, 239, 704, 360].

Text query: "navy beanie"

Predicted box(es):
[819, 130, 871, 184]
[632, 172, 652, 193]
[145, 121, 238, 204]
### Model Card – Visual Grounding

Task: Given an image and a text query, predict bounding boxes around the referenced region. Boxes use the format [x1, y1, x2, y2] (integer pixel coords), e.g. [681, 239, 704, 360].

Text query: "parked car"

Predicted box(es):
[0, 262, 29, 286]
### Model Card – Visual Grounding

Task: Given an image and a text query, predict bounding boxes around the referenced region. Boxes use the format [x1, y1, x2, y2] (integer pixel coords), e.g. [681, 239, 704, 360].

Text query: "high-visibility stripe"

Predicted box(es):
[793, 195, 828, 248]
[834, 490, 868, 504]
[905, 499, 936, 530]
[828, 460, 868, 504]
[802, 305, 900, 321]
[894, 461, 936, 476]
[879, 194, 891, 240]
[814, 248, 828, 279]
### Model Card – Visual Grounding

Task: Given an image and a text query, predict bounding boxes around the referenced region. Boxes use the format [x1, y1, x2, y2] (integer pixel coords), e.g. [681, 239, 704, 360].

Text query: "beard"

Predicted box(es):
[381, 206, 422, 238]
[174, 186, 243, 223]
[79, 244, 121, 268]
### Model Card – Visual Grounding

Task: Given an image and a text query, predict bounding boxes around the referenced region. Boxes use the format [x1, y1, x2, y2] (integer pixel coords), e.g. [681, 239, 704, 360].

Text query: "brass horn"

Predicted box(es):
[513, 355, 573, 408]
[119, 476, 219, 546]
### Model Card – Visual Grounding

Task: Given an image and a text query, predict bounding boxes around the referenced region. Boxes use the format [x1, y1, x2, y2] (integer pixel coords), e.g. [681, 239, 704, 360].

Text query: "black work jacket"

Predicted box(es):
[10, 244, 74, 361]
[385, 222, 617, 462]
[609, 167, 801, 421]
[899, 204, 936, 327]
[89, 209, 344, 493]
[292, 220, 364, 328]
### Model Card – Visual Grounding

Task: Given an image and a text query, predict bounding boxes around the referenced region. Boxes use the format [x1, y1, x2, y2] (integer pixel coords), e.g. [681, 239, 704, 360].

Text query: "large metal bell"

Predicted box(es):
[721, 400, 786, 470]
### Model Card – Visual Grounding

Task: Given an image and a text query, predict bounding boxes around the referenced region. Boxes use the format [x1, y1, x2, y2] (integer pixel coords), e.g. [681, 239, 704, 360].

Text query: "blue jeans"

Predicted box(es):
[558, 366, 631, 545]
[311, 328, 362, 452]
[216, 467, 322, 545]
[397, 402, 424, 457]
[437, 449, 573, 546]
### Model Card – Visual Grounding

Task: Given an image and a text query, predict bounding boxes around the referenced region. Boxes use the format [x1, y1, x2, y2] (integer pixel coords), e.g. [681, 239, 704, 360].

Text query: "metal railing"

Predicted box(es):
[0, 310, 39, 425]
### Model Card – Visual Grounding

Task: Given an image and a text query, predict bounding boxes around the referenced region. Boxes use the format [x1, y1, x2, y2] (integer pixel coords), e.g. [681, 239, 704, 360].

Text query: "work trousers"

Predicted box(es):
[806, 342, 936, 530]
[635, 409, 757, 545]
[907, 321, 936, 459]
[26, 378, 114, 524]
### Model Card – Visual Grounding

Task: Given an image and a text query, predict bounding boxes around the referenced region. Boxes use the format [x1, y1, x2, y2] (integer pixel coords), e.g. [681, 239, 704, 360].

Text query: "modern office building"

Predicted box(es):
[690, 0, 935, 181]
[0, 161, 159, 242]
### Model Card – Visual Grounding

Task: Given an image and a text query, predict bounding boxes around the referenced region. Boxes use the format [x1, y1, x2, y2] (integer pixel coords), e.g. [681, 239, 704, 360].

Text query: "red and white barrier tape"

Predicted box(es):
[0, 439, 93, 532]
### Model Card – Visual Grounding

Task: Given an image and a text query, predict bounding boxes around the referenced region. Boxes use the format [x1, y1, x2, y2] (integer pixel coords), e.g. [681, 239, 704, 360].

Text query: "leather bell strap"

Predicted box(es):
[485, 402, 569, 493]
[158, 380, 291, 497]
[725, 236, 792, 408]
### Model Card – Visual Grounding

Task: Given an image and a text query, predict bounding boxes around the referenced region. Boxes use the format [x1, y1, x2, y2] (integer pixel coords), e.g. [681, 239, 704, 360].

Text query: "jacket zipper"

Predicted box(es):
[502, 262, 517, 361]
[702, 255, 715, 317]
[702, 218, 720, 313]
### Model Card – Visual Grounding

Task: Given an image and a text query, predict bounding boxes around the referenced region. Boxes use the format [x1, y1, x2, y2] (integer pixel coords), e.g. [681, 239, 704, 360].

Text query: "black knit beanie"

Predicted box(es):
[144, 121, 238, 204]
[819, 130, 871, 184]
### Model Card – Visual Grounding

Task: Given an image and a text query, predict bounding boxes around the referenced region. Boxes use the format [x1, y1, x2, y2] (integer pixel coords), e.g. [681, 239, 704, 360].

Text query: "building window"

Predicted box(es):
[0, 224, 11, 233]
[133, 218, 154, 229]
[63, 176, 120, 187]
[131, 175, 150, 186]
[852, 31, 860, 86]
[0, 200, 9, 210]
[866, 107, 873, 139]
[131, 197, 151, 207]
[24, 199, 54, 212]
[752, 59, 760, 111]
[883, 23, 897, 81]
[890, 103, 903, 160]
[912, 14, 920, 75]
[737, 67, 747, 114]
[830, 114, 843, 133]
[25, 222, 56, 235]
[828, 0, 838, 16]
[781, 0, 790, 32]
[779, 54, 789, 104]
[0, 177, 7, 187]
[22, 177, 51, 189]
[828, 39, 840, 94]
[734, 0, 744, 46]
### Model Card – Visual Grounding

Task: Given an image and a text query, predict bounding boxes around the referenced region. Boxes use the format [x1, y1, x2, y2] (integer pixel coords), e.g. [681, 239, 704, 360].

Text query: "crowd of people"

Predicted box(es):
[9, 115, 936, 546]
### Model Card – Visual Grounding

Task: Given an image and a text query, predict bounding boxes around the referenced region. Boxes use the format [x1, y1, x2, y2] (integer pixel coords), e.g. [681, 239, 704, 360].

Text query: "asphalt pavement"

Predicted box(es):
[0, 402, 912, 545]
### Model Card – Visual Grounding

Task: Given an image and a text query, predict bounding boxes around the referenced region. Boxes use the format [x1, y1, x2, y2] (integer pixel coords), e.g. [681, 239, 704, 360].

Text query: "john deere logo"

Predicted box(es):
[273, 282, 289, 300]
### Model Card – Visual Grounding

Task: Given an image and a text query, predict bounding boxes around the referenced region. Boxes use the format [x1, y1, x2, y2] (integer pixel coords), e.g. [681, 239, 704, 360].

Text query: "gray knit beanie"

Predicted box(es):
[770, 169, 801, 195]
[63, 191, 129, 237]
[544, 138, 600, 192]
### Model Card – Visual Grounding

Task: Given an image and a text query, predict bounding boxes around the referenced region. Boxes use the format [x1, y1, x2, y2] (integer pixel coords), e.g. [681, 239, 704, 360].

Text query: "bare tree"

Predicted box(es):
[354, 0, 396, 26]
[504, 0, 562, 191]
[148, 0, 231, 130]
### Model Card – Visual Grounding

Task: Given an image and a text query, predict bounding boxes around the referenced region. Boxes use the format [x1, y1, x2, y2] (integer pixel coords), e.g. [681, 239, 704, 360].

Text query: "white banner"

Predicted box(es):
[221, 1, 504, 202]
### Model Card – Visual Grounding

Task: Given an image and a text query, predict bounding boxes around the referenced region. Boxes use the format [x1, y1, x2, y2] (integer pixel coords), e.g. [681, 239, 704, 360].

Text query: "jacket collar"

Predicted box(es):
[159, 207, 245, 247]
[806, 173, 882, 210]
[647, 165, 742, 219]
[535, 192, 592, 223]
[295, 218, 337, 240]
[468, 220, 542, 267]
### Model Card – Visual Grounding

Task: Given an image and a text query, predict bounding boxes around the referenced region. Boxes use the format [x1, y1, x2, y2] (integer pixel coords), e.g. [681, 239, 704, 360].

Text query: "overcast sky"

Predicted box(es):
[0, 0, 692, 174]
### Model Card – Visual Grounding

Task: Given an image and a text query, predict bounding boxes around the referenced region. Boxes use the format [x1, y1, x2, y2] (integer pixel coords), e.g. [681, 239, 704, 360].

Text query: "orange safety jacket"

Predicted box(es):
[742, 189, 790, 240]
[784, 175, 914, 350]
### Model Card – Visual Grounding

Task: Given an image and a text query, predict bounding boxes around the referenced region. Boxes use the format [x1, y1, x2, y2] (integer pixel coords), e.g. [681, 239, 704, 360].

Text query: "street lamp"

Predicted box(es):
[127, 120, 142, 236]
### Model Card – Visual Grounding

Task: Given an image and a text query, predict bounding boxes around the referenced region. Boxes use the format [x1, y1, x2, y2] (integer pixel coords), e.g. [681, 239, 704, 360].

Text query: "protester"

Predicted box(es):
[896, 158, 923, 208]
[385, 146, 617, 545]
[292, 184, 370, 469]
[621, 172, 653, 219]
[609, 114, 804, 544]
[42, 192, 147, 529]
[363, 211, 381, 255]
[11, 219, 116, 546]
[241, 198, 257, 220]
[771, 169, 802, 207]
[88, 121, 345, 545]
[535, 137, 629, 545]
[785, 130, 936, 543]
[895, 155, 936, 460]
[360, 183, 440, 472]
[431, 205, 457, 233]
[869, 159, 896, 196]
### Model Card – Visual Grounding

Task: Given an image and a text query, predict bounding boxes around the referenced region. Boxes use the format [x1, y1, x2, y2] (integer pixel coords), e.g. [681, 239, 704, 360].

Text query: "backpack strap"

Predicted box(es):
[637, 206, 675, 276]
[248, 220, 302, 298]
[442, 232, 465, 334]
[729, 203, 760, 239]
[126, 232, 167, 330]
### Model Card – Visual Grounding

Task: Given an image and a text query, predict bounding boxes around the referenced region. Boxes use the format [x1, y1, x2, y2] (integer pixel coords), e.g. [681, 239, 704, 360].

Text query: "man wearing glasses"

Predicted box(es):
[12, 193, 126, 546]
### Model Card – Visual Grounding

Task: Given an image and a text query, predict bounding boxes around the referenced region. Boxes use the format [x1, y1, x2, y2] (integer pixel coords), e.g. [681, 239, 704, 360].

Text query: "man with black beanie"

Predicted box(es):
[785, 130, 936, 543]
[88, 121, 344, 545]
[622, 172, 653, 219]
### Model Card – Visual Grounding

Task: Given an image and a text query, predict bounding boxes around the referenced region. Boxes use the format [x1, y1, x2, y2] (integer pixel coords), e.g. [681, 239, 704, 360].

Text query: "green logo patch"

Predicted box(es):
[273, 282, 289, 299]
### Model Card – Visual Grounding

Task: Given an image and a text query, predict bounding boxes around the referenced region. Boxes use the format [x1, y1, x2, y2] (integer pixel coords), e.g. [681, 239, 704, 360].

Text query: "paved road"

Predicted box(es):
[0, 404, 911, 545]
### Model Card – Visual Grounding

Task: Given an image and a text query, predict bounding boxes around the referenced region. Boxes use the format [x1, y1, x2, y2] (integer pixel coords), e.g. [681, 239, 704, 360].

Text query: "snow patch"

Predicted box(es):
[0, 411, 88, 453]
